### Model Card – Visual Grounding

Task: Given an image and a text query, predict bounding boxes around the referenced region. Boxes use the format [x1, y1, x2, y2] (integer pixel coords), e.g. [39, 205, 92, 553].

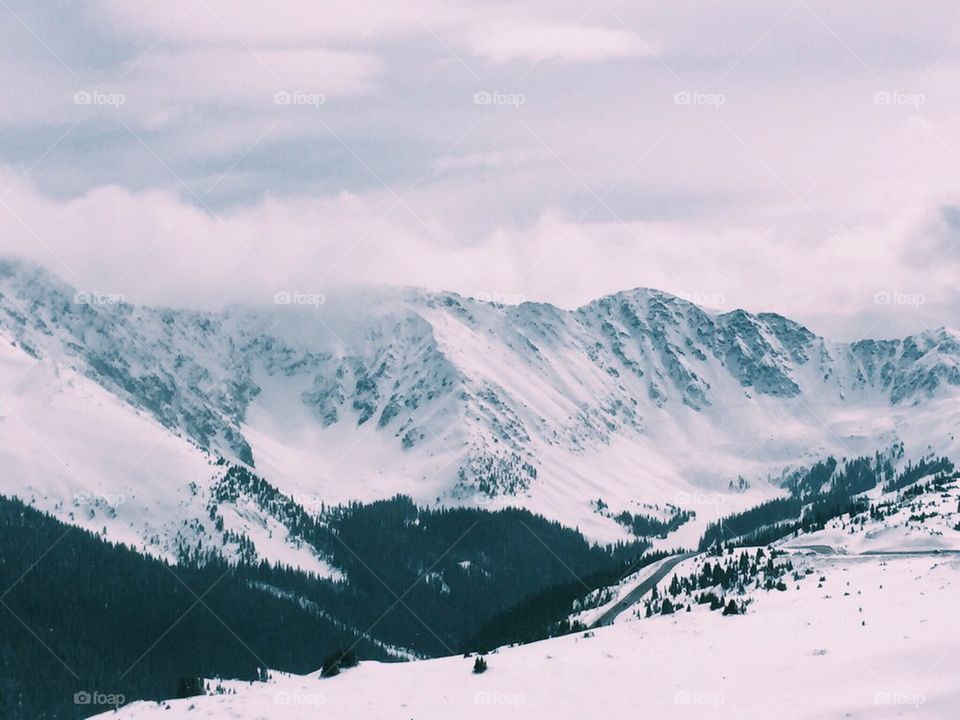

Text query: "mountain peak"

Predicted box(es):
[2, 258, 960, 580]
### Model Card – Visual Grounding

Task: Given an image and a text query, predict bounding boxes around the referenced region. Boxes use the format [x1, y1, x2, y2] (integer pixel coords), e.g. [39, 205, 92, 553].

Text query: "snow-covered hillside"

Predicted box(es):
[88, 470, 960, 719]
[3, 256, 960, 560]
[570, 465, 960, 628]
[94, 550, 960, 719]
[781, 471, 960, 554]
[0, 337, 337, 574]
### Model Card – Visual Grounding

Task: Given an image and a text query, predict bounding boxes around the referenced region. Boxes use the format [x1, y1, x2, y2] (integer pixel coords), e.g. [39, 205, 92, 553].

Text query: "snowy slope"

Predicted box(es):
[0, 336, 337, 576]
[781, 473, 960, 554]
[2, 256, 960, 553]
[92, 478, 960, 719]
[94, 552, 960, 719]
[567, 469, 960, 628]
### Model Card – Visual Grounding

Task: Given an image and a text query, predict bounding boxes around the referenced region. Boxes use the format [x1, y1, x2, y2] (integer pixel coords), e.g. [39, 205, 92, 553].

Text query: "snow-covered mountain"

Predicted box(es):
[2, 257, 959, 564]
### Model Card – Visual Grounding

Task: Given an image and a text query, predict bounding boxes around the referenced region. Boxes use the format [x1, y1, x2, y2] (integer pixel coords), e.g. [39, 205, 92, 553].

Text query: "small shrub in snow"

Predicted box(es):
[321, 649, 358, 678]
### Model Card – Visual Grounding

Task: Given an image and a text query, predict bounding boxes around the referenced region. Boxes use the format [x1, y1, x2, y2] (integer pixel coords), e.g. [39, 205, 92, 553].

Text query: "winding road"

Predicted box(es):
[591, 552, 698, 628]
[786, 545, 960, 557]
[586, 544, 960, 630]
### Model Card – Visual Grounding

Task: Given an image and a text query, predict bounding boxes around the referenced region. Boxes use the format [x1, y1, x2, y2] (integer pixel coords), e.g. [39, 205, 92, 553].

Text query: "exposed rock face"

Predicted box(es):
[2, 259, 959, 501]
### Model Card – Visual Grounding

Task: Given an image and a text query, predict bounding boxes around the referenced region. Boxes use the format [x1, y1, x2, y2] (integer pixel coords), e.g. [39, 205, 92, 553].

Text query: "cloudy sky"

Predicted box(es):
[1, 0, 959, 339]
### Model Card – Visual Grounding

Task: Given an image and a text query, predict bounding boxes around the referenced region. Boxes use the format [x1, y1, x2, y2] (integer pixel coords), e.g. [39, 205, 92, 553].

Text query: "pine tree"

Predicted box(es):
[722, 599, 741, 616]
[669, 575, 681, 597]
[176, 677, 204, 699]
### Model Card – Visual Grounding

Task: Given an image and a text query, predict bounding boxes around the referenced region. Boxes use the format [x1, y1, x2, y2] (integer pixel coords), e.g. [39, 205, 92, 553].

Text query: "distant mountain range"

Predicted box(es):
[1, 257, 958, 567]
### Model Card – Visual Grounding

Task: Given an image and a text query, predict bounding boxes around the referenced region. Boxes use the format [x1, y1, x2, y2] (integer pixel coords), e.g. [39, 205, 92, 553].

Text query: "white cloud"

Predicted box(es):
[87, 0, 448, 44]
[126, 47, 381, 106]
[468, 21, 655, 64]
[1, 169, 956, 341]
[2, 0, 960, 343]
[431, 148, 549, 175]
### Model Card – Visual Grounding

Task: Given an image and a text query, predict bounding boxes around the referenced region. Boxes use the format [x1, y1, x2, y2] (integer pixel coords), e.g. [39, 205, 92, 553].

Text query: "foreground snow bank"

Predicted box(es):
[99, 554, 959, 719]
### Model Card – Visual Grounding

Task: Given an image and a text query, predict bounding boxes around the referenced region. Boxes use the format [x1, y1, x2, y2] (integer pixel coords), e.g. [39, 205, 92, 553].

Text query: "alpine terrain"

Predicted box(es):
[2, 258, 959, 719]
[2, 257, 959, 562]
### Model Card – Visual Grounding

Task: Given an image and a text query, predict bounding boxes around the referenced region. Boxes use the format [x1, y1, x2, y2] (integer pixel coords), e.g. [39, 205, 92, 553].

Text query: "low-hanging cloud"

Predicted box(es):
[1, 0, 960, 342]
[1, 167, 956, 341]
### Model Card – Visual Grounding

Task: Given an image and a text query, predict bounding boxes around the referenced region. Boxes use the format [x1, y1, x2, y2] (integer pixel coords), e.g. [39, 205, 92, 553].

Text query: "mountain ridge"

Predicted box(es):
[1, 256, 959, 563]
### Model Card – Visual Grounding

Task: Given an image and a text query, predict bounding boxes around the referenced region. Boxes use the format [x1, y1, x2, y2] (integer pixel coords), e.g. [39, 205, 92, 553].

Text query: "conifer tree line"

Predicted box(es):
[0, 495, 386, 720]
[591, 498, 694, 539]
[206, 465, 651, 655]
[698, 453, 955, 550]
[1, 478, 650, 719]
[642, 547, 795, 618]
[7, 449, 954, 719]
